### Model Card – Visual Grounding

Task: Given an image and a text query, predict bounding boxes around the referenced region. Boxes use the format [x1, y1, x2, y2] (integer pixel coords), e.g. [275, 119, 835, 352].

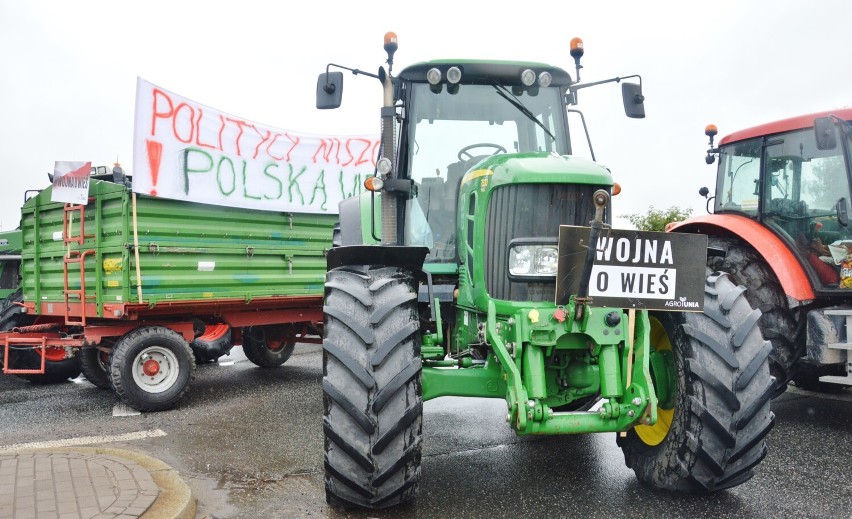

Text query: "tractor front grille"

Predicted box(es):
[484, 183, 602, 302]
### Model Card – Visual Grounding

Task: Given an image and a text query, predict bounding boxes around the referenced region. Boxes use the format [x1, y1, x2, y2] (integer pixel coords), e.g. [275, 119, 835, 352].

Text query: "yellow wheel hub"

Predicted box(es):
[635, 317, 674, 446]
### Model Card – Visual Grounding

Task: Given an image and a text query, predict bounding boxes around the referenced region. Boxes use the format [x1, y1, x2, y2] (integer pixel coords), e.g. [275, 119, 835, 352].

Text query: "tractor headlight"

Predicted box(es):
[446, 66, 462, 84]
[536, 246, 558, 274]
[508, 239, 559, 280]
[509, 246, 533, 275]
[520, 69, 536, 87]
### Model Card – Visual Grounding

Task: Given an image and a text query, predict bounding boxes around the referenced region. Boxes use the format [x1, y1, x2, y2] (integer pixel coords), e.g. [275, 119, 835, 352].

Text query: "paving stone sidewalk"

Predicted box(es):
[0, 449, 194, 519]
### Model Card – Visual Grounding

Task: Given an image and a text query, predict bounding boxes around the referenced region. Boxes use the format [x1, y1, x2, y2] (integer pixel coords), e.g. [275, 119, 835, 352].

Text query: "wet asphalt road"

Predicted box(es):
[1, 344, 851, 519]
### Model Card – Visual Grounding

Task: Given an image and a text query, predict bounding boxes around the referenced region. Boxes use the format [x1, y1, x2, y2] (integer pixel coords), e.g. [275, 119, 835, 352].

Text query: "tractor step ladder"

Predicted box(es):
[820, 309, 852, 385]
[2, 336, 47, 375]
[63, 203, 96, 326]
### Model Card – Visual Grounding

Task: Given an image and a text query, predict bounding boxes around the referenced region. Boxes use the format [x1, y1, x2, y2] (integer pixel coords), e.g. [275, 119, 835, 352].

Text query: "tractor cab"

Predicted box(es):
[318, 35, 645, 276]
[399, 61, 574, 264]
[704, 109, 852, 291]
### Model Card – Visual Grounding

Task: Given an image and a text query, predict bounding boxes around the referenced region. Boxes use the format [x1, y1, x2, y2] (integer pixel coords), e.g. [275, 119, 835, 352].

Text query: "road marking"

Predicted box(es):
[0, 428, 167, 454]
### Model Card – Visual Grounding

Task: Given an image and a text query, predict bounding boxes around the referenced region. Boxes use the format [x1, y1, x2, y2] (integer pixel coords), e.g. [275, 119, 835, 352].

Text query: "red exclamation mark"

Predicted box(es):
[146, 139, 163, 196]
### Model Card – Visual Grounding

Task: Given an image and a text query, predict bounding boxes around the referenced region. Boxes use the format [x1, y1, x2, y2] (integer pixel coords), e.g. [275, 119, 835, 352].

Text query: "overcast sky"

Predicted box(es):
[1, 0, 850, 230]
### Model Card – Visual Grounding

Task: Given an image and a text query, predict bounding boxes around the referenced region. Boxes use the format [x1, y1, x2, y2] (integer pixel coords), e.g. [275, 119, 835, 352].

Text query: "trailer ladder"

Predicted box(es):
[63, 203, 94, 246]
[63, 203, 97, 326]
[821, 309, 852, 385]
[63, 249, 97, 326]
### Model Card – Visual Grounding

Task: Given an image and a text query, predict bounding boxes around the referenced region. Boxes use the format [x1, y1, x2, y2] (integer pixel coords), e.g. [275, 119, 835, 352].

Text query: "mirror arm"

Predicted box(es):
[570, 74, 642, 95]
[325, 63, 381, 88]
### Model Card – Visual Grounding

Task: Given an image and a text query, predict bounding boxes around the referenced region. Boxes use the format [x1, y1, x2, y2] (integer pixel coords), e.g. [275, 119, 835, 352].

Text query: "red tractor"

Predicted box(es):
[671, 108, 852, 394]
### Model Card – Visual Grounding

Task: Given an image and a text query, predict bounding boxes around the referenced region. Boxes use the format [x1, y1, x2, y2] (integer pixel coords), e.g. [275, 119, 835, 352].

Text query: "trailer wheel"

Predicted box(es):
[110, 326, 196, 412]
[618, 270, 775, 492]
[79, 346, 112, 389]
[323, 265, 422, 509]
[1, 288, 81, 384]
[191, 323, 233, 363]
[706, 236, 798, 396]
[242, 325, 296, 368]
[13, 347, 81, 384]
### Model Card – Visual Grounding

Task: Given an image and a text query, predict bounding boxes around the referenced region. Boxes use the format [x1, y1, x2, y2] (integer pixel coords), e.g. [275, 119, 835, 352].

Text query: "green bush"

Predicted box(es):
[621, 206, 693, 232]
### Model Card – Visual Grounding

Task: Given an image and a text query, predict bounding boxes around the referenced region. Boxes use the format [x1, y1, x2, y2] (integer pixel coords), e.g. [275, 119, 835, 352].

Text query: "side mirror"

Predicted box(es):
[814, 117, 837, 150]
[316, 72, 344, 109]
[621, 82, 645, 119]
[837, 197, 848, 227]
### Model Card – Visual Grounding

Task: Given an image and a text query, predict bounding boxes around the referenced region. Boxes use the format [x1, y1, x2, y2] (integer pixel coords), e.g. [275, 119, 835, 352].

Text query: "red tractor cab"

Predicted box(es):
[671, 108, 852, 391]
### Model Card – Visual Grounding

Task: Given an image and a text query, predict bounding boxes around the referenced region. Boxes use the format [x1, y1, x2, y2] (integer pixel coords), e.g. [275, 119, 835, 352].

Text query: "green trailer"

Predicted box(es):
[2, 173, 335, 410]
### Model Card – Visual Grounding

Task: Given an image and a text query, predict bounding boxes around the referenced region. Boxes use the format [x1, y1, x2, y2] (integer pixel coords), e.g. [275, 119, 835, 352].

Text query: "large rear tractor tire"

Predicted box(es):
[706, 236, 798, 396]
[110, 326, 196, 412]
[242, 324, 296, 367]
[0, 288, 27, 330]
[80, 346, 112, 390]
[322, 265, 423, 509]
[618, 270, 775, 492]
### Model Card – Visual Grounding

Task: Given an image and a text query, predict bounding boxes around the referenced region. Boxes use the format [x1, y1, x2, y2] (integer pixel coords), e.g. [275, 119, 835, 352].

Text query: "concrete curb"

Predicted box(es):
[21, 446, 196, 519]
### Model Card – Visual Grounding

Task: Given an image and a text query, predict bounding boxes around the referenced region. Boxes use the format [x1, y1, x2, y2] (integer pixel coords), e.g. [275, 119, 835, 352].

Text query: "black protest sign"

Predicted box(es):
[556, 226, 707, 311]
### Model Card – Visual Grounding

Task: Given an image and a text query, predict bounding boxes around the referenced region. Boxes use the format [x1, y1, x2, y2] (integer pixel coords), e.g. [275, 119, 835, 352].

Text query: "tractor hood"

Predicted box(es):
[461, 152, 613, 190]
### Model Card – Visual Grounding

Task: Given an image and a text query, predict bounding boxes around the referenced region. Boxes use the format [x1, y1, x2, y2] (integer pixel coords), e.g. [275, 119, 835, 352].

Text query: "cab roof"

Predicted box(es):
[398, 60, 573, 87]
[719, 107, 852, 145]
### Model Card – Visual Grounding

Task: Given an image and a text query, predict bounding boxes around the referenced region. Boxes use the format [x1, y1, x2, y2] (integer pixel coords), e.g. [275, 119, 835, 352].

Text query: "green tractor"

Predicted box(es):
[316, 33, 775, 509]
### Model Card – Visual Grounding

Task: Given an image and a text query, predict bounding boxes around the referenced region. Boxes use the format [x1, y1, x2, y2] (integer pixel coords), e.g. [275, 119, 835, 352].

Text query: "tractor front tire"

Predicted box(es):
[322, 265, 423, 509]
[706, 236, 798, 396]
[618, 270, 775, 492]
[110, 326, 196, 412]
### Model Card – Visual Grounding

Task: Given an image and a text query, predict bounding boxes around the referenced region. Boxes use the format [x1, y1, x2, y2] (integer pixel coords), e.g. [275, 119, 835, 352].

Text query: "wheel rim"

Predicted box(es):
[635, 317, 675, 447]
[266, 336, 284, 352]
[98, 350, 110, 371]
[38, 347, 68, 362]
[250, 326, 293, 353]
[198, 323, 229, 341]
[131, 346, 180, 393]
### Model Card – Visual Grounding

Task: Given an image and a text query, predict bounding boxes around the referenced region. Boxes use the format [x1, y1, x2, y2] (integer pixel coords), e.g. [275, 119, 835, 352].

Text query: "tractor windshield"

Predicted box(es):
[405, 83, 569, 262]
[717, 124, 852, 288]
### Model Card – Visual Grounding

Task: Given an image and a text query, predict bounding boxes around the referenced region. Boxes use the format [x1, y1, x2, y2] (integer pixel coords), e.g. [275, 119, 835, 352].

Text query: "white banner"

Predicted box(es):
[51, 161, 92, 204]
[132, 77, 379, 214]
